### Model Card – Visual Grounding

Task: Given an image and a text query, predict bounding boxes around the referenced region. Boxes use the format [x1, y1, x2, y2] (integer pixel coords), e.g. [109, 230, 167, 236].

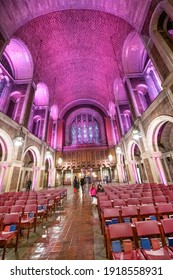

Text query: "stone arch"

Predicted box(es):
[3, 38, 33, 80]
[0, 128, 14, 192]
[20, 146, 41, 191]
[34, 82, 49, 106]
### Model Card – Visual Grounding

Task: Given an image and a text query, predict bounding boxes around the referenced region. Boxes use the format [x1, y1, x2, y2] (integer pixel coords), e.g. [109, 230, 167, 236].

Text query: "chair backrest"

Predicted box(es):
[15, 200, 26, 206]
[135, 220, 160, 237]
[99, 200, 112, 209]
[3, 213, 21, 225]
[4, 201, 15, 206]
[161, 218, 173, 234]
[141, 192, 152, 197]
[113, 199, 126, 207]
[10, 205, 24, 214]
[24, 204, 37, 213]
[121, 205, 138, 217]
[103, 208, 120, 219]
[156, 203, 173, 214]
[139, 204, 156, 216]
[154, 196, 167, 204]
[108, 223, 134, 239]
[0, 206, 10, 213]
[140, 197, 153, 205]
[26, 200, 37, 205]
[119, 194, 130, 199]
[131, 193, 141, 198]
[127, 198, 140, 206]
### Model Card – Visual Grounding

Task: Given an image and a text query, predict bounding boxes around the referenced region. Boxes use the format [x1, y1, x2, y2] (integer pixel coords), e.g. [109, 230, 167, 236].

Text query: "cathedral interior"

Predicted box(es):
[1, 0, 173, 261]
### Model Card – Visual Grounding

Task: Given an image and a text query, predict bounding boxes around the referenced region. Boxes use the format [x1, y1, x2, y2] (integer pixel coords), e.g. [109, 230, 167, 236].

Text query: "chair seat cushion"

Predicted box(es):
[0, 231, 16, 242]
[141, 246, 173, 260]
[112, 249, 145, 260]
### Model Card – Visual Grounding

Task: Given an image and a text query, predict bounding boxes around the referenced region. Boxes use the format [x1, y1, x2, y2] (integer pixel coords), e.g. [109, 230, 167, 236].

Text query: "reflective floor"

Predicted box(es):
[3, 186, 107, 260]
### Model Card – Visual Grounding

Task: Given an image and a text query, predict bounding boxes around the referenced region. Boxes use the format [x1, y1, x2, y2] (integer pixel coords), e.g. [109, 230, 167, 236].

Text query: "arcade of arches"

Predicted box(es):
[1, 0, 173, 193]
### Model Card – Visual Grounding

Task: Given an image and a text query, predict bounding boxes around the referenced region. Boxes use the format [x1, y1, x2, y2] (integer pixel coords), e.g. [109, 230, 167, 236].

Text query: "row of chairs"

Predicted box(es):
[100, 203, 173, 233]
[0, 188, 67, 260]
[98, 195, 173, 207]
[105, 219, 173, 260]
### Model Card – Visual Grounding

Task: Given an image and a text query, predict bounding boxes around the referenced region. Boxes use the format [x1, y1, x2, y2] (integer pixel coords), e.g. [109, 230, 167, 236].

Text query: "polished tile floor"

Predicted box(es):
[4, 186, 107, 260]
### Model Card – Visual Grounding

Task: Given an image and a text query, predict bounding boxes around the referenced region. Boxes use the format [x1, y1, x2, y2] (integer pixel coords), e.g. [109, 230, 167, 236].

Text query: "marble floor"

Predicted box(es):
[2, 186, 107, 260]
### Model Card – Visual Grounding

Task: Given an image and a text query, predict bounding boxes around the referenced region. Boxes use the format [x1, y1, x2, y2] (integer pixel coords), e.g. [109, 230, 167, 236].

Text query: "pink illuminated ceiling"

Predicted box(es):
[14, 10, 133, 113]
[0, 0, 153, 116]
[0, 0, 150, 37]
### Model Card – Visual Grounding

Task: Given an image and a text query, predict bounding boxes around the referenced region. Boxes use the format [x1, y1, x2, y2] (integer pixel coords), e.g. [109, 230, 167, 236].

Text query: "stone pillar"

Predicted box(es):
[47, 118, 53, 146]
[104, 116, 116, 146]
[56, 119, 64, 151]
[19, 81, 35, 127]
[42, 107, 49, 141]
[145, 73, 158, 101]
[125, 77, 140, 118]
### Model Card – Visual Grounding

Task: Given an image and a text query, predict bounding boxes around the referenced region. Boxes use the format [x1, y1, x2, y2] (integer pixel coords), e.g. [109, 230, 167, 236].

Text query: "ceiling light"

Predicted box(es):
[13, 127, 24, 146]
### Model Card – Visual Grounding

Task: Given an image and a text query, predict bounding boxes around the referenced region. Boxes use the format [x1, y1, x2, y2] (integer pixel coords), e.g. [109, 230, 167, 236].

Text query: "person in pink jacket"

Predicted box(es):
[89, 183, 97, 204]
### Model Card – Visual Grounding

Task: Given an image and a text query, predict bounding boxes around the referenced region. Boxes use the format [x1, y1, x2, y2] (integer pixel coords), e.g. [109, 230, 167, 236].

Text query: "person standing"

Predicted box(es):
[89, 183, 97, 204]
[80, 176, 85, 193]
[73, 176, 79, 193]
[26, 179, 32, 192]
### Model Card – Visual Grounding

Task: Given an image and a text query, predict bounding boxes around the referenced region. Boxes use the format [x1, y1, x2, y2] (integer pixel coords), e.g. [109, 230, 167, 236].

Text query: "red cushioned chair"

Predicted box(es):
[0, 213, 21, 259]
[21, 204, 38, 239]
[101, 208, 120, 235]
[120, 205, 139, 223]
[160, 218, 173, 251]
[105, 223, 145, 260]
[135, 220, 173, 260]
[156, 203, 173, 220]
[139, 204, 158, 220]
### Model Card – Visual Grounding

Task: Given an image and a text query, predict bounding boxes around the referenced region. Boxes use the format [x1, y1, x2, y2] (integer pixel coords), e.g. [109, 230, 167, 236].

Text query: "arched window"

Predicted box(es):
[70, 113, 100, 145]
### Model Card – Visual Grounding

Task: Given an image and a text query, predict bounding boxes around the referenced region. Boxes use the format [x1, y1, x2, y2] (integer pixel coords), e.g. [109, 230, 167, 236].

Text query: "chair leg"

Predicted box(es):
[15, 233, 19, 251]
[27, 225, 31, 240]
[2, 242, 7, 260]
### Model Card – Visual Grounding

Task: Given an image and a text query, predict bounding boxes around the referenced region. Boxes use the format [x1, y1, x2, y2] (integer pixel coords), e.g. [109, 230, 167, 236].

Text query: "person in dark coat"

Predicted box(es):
[97, 183, 104, 193]
[26, 179, 32, 192]
[73, 176, 79, 193]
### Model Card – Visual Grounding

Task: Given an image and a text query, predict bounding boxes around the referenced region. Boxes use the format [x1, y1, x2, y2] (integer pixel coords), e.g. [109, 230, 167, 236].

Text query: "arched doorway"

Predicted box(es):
[19, 146, 40, 191]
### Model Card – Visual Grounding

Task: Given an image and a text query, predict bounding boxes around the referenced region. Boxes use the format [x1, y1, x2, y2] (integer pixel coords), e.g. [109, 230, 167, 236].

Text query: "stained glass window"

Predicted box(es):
[70, 113, 100, 145]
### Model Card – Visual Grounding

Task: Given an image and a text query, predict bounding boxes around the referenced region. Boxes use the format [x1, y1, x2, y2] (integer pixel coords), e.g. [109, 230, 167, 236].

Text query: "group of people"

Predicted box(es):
[73, 175, 87, 193]
[73, 175, 104, 205]
[89, 183, 104, 205]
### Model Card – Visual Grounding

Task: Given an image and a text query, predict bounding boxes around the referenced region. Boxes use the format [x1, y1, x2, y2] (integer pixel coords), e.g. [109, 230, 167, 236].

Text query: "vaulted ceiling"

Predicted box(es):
[0, 0, 156, 117]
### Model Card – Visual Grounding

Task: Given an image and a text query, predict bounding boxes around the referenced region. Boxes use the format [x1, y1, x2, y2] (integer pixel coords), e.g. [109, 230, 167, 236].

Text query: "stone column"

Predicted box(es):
[19, 81, 35, 127]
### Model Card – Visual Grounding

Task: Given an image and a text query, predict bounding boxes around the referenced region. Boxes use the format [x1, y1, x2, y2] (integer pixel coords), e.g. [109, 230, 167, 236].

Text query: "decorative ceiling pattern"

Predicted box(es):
[0, 0, 150, 37]
[0, 0, 157, 117]
[14, 10, 133, 112]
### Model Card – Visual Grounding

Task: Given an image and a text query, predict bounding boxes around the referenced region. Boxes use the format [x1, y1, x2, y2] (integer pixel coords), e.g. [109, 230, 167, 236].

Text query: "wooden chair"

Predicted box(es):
[139, 204, 158, 220]
[105, 223, 145, 260]
[120, 205, 139, 223]
[0, 213, 21, 259]
[134, 220, 173, 259]
[156, 203, 173, 220]
[20, 204, 38, 239]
